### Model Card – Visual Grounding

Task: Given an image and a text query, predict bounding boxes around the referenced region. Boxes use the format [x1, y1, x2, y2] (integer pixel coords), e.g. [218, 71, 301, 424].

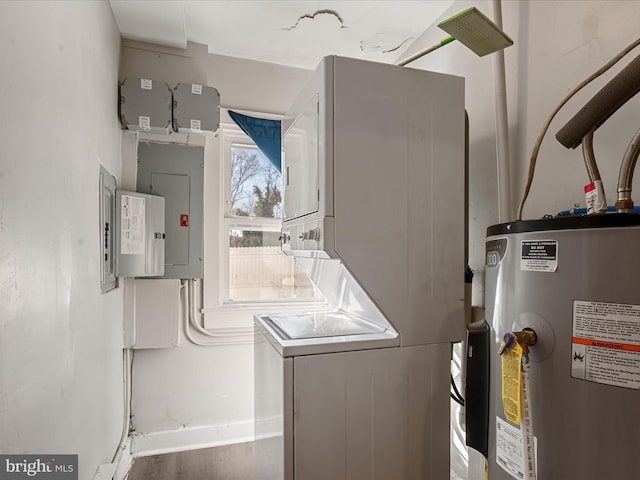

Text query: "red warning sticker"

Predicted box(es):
[571, 337, 640, 353]
[180, 214, 189, 227]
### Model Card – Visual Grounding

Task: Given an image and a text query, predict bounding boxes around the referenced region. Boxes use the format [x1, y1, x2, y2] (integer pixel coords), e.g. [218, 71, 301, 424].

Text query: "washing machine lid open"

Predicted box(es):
[255, 311, 399, 357]
[268, 311, 386, 340]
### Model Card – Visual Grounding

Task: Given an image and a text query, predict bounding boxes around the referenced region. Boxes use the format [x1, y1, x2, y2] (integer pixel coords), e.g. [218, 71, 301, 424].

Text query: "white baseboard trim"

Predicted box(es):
[131, 420, 255, 457]
[254, 414, 281, 442]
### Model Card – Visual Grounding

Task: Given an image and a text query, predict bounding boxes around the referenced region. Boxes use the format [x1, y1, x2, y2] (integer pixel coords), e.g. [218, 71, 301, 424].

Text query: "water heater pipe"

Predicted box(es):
[616, 126, 640, 211]
[581, 130, 600, 183]
[581, 130, 608, 213]
[555, 53, 640, 149]
[491, 0, 513, 223]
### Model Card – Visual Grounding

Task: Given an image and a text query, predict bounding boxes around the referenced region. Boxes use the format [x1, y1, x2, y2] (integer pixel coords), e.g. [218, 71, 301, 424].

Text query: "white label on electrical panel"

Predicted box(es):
[571, 300, 640, 390]
[190, 119, 202, 131]
[138, 116, 151, 131]
[520, 240, 557, 272]
[120, 195, 146, 255]
[191, 84, 202, 95]
[496, 417, 537, 480]
[140, 78, 152, 90]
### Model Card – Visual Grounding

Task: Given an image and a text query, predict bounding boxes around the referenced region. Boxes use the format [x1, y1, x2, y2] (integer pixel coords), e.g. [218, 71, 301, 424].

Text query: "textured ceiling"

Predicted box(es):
[109, 1, 455, 69]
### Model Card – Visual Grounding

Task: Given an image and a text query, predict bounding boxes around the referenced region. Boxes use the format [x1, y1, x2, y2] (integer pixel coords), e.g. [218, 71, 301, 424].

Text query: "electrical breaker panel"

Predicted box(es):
[114, 190, 166, 278]
[137, 142, 204, 279]
[173, 83, 220, 133]
[99, 166, 117, 293]
[120, 77, 172, 133]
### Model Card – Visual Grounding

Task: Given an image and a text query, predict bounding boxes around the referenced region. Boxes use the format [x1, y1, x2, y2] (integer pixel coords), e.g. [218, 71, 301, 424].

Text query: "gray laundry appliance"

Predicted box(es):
[254, 55, 466, 480]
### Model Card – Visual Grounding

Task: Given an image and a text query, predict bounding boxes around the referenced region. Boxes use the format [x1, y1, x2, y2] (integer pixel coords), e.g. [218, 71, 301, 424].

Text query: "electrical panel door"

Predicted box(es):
[114, 190, 165, 277]
[151, 172, 190, 266]
[137, 141, 204, 279]
[99, 166, 117, 292]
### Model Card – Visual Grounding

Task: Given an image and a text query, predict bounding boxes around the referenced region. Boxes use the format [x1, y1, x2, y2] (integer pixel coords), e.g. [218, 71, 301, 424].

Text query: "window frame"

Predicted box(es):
[214, 117, 325, 309]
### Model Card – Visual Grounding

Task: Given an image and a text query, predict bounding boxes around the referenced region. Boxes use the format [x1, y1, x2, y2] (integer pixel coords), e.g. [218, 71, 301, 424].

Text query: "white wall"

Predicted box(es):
[509, 0, 640, 219]
[0, 2, 124, 479]
[118, 44, 311, 453]
[206, 53, 313, 114]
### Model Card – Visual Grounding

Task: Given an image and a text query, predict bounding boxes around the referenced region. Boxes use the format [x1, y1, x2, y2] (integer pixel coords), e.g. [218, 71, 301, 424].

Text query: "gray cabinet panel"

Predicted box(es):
[151, 172, 189, 266]
[137, 142, 204, 279]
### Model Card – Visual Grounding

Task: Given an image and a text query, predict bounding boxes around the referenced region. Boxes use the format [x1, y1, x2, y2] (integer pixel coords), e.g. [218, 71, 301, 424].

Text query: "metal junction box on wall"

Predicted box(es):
[173, 83, 220, 133]
[131, 278, 181, 349]
[137, 141, 204, 279]
[120, 77, 172, 133]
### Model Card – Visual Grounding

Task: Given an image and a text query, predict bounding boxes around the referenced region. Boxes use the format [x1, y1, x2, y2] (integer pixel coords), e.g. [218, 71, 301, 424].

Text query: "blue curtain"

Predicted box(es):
[229, 110, 282, 172]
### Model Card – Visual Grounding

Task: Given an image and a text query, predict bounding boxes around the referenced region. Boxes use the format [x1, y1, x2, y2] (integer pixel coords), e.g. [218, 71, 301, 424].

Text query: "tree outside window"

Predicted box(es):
[225, 142, 319, 302]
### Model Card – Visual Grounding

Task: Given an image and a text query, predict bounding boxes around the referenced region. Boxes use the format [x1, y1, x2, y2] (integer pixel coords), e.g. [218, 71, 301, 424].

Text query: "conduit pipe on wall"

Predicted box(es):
[182, 280, 252, 346]
[111, 348, 133, 463]
[492, 0, 513, 223]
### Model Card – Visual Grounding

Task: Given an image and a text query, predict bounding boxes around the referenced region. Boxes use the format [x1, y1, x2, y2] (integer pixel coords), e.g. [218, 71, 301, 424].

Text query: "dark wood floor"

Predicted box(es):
[127, 442, 254, 480]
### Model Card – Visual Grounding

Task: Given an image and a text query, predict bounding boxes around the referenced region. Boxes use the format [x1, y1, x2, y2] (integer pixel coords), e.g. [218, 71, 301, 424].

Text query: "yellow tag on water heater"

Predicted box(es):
[501, 341, 523, 425]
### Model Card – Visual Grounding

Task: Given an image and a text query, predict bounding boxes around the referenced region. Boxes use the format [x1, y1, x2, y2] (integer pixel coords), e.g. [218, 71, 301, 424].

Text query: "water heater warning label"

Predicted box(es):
[520, 240, 557, 272]
[496, 416, 524, 479]
[495, 417, 538, 480]
[571, 300, 640, 390]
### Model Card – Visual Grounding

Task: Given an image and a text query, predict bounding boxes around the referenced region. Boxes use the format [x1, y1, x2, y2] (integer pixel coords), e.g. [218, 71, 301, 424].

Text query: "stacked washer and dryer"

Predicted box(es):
[254, 56, 466, 480]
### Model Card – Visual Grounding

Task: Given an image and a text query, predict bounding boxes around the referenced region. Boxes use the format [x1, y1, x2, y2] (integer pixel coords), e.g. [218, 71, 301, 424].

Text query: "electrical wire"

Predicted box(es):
[517, 37, 640, 221]
[450, 373, 465, 407]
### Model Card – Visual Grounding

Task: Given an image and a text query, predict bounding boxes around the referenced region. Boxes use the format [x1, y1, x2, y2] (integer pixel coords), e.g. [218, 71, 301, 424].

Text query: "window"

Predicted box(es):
[221, 126, 321, 303]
